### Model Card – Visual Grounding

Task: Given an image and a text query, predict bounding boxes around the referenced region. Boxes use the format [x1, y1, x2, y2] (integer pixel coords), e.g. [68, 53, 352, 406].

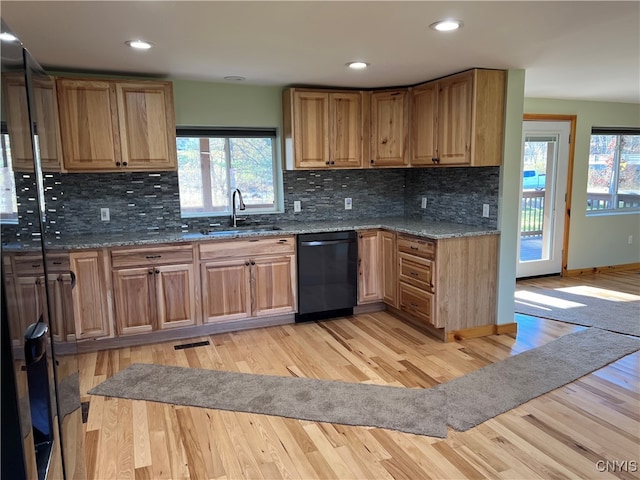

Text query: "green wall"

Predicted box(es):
[172, 79, 283, 128]
[524, 98, 640, 270]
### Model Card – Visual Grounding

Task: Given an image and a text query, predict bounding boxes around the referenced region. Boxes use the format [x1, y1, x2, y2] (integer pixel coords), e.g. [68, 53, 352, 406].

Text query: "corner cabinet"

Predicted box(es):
[56, 77, 177, 172]
[283, 88, 363, 169]
[411, 69, 506, 166]
[369, 89, 409, 167]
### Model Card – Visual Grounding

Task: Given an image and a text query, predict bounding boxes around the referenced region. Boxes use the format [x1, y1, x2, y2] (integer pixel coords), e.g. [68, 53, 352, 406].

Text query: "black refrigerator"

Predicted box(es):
[1, 19, 86, 480]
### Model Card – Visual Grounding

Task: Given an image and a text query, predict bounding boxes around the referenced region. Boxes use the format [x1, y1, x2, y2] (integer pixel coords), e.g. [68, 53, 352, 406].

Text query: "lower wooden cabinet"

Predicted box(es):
[199, 237, 296, 323]
[111, 246, 196, 335]
[394, 233, 498, 335]
[357, 230, 383, 304]
[380, 230, 397, 308]
[70, 250, 110, 339]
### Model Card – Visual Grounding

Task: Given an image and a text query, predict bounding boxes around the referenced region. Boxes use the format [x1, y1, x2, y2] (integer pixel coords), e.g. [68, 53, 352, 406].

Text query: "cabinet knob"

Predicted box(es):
[325, 161, 330, 165]
[155, 269, 160, 274]
[370, 159, 375, 164]
[432, 158, 440, 164]
[250, 261, 256, 266]
[115, 161, 121, 167]
[330, 161, 335, 165]
[245, 261, 250, 266]
[123, 161, 128, 167]
[148, 270, 153, 275]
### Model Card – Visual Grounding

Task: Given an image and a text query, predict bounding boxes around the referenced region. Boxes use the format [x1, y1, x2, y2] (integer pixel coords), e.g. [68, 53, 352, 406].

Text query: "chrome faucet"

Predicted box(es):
[231, 188, 246, 227]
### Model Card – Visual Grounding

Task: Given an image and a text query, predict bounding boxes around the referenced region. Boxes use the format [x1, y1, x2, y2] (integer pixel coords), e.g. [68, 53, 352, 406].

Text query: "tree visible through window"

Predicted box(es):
[587, 128, 640, 213]
[177, 128, 277, 217]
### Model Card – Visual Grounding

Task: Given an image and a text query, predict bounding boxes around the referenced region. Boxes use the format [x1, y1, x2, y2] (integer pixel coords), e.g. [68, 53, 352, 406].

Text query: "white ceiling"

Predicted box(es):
[2, 1, 639, 103]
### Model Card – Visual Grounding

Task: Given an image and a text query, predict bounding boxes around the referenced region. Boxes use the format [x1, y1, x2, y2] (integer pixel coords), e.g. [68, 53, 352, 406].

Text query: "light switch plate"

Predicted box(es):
[101, 207, 110, 221]
[344, 198, 352, 210]
[294, 200, 301, 213]
[421, 197, 427, 209]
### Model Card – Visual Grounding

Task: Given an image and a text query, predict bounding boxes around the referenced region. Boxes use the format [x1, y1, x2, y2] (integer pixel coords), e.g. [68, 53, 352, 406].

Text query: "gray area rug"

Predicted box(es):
[89, 363, 449, 437]
[515, 285, 640, 337]
[440, 328, 640, 431]
[89, 328, 640, 437]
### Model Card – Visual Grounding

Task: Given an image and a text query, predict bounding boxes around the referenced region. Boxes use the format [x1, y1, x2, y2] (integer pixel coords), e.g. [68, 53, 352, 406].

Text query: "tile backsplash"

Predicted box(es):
[3, 166, 499, 241]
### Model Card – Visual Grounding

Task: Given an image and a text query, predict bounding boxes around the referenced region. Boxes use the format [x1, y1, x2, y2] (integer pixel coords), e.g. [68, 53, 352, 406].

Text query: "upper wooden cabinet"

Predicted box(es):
[56, 77, 177, 172]
[369, 89, 409, 167]
[2, 73, 64, 172]
[411, 69, 506, 167]
[283, 88, 363, 169]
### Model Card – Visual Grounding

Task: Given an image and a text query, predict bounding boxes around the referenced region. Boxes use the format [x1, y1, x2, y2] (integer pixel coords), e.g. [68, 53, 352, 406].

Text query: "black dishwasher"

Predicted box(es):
[296, 231, 358, 322]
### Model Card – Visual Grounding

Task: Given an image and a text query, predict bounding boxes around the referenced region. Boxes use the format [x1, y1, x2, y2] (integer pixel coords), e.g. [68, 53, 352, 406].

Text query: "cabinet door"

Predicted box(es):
[155, 264, 196, 329]
[201, 261, 251, 322]
[2, 73, 34, 171]
[411, 83, 438, 166]
[292, 91, 329, 168]
[70, 250, 110, 339]
[370, 90, 409, 167]
[329, 92, 362, 168]
[31, 76, 64, 172]
[380, 230, 397, 308]
[116, 81, 177, 171]
[57, 79, 121, 171]
[15, 276, 46, 339]
[437, 72, 473, 165]
[112, 267, 155, 335]
[252, 255, 296, 316]
[357, 230, 382, 304]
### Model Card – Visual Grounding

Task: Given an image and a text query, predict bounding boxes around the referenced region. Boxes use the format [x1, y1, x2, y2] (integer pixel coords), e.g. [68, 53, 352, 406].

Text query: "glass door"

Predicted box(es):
[517, 121, 570, 278]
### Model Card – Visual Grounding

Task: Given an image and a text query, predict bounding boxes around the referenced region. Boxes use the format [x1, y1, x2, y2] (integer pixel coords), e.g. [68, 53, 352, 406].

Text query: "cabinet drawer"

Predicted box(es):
[398, 253, 434, 292]
[111, 244, 193, 268]
[399, 282, 435, 326]
[199, 236, 295, 260]
[14, 253, 70, 275]
[397, 235, 436, 259]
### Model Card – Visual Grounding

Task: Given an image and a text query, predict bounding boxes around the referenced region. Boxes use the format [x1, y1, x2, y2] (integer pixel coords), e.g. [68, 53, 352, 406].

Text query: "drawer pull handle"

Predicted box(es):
[32, 264, 41, 268]
[278, 239, 288, 243]
[410, 246, 419, 250]
[145, 255, 162, 259]
[410, 302, 419, 308]
[53, 261, 62, 265]
[410, 271, 419, 276]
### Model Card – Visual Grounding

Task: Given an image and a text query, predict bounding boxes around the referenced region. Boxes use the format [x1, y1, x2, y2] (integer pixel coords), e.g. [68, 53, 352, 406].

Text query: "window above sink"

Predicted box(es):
[176, 127, 281, 218]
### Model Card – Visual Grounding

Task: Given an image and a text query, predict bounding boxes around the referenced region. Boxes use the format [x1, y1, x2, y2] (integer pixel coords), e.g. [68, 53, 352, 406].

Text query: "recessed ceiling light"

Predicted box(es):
[430, 20, 463, 32]
[347, 61, 369, 70]
[224, 76, 246, 81]
[125, 40, 153, 50]
[0, 32, 18, 42]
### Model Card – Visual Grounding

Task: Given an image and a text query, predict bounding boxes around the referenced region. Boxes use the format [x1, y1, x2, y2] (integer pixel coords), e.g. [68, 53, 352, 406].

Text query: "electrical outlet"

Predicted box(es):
[482, 204, 490, 218]
[293, 200, 301, 213]
[100, 207, 110, 221]
[344, 198, 352, 210]
[628, 235, 633, 245]
[421, 197, 427, 209]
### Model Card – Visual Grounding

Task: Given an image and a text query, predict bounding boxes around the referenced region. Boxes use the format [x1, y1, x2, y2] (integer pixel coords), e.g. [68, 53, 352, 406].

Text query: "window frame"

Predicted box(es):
[176, 127, 281, 218]
[586, 127, 640, 215]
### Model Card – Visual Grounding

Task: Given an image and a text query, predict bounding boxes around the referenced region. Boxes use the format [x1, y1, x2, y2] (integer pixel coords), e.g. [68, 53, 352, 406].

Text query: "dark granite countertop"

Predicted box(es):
[10, 217, 499, 251]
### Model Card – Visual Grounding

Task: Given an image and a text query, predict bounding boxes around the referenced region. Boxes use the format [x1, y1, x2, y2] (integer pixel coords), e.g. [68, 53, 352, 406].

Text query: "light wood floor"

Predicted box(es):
[77, 271, 640, 479]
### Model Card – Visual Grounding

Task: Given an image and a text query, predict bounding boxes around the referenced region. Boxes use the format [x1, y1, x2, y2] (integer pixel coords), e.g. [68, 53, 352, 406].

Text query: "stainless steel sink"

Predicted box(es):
[200, 226, 282, 237]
